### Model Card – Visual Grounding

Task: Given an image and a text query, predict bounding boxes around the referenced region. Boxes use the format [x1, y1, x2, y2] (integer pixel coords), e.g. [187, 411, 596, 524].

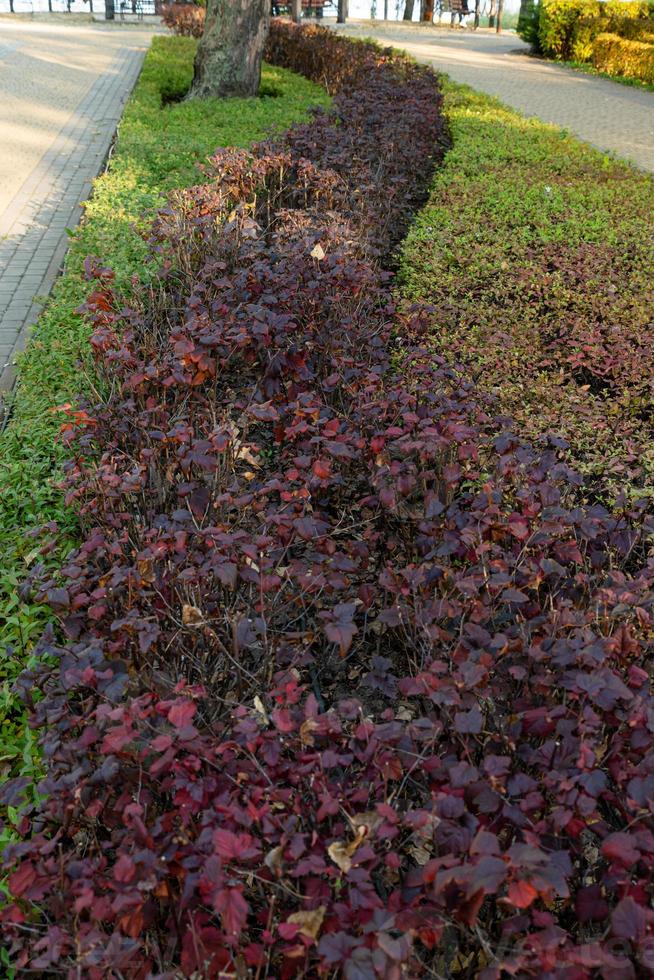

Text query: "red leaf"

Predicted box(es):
[324, 620, 357, 656]
[507, 880, 538, 909]
[214, 887, 249, 937]
[454, 705, 483, 734]
[214, 830, 253, 861]
[601, 833, 640, 868]
[611, 896, 646, 940]
[8, 862, 36, 898]
[119, 907, 144, 939]
[114, 854, 135, 884]
[502, 588, 529, 604]
[575, 884, 609, 923]
[312, 459, 332, 480]
[278, 921, 301, 940]
[272, 707, 295, 732]
[168, 700, 197, 728]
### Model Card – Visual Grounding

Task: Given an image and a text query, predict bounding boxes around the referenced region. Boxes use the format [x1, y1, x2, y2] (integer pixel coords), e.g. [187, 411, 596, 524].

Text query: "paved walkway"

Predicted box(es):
[332, 23, 654, 172]
[0, 19, 156, 408]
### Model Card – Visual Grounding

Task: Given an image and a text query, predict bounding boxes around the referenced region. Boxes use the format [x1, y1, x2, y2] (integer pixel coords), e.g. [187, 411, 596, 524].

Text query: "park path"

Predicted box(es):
[332, 22, 654, 172]
[0, 18, 157, 407]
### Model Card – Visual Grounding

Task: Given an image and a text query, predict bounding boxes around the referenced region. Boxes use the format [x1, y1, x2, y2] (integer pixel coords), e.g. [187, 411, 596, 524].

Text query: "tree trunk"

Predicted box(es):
[421, 0, 434, 21]
[495, 0, 504, 30]
[190, 0, 269, 100]
[383, 0, 388, 17]
[292, 0, 302, 21]
[473, 0, 480, 28]
[488, 0, 496, 27]
[337, 0, 348, 22]
[403, 0, 415, 19]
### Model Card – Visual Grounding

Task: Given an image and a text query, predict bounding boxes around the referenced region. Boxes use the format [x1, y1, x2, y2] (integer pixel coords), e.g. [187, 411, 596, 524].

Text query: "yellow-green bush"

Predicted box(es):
[535, 0, 651, 60]
[592, 30, 654, 82]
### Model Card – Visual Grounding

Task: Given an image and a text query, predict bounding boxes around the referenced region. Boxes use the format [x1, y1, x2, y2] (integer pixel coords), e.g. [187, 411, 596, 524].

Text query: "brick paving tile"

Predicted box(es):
[0, 19, 161, 415]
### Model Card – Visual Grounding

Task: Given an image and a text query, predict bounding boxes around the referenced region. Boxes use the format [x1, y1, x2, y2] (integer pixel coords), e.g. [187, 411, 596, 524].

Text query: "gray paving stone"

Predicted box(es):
[5, 307, 33, 320]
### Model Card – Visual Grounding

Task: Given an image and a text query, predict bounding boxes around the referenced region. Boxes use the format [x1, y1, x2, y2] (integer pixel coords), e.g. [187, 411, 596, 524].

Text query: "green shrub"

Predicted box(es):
[517, 0, 542, 49]
[592, 30, 654, 81]
[0, 36, 328, 840]
[398, 78, 654, 504]
[537, 0, 594, 59]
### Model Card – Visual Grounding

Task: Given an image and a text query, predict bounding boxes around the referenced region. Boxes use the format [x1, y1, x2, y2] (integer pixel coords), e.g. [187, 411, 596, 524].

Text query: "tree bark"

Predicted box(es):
[488, 0, 496, 27]
[421, 0, 434, 21]
[473, 0, 480, 28]
[190, 0, 270, 100]
[403, 0, 415, 18]
[337, 0, 348, 22]
[495, 0, 504, 31]
[292, 0, 302, 21]
[383, 0, 388, 17]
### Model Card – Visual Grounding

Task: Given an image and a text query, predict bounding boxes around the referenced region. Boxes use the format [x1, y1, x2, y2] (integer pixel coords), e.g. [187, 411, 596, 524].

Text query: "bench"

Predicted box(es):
[271, 0, 335, 17]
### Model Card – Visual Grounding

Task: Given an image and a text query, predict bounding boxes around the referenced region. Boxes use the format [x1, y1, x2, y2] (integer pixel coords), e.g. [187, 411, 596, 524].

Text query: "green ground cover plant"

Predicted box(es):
[0, 34, 328, 857]
[399, 78, 654, 503]
[549, 54, 654, 90]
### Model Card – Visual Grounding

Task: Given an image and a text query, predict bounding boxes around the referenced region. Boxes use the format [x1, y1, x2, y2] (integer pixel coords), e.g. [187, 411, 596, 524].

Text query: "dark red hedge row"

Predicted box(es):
[161, 3, 206, 39]
[3, 22, 654, 979]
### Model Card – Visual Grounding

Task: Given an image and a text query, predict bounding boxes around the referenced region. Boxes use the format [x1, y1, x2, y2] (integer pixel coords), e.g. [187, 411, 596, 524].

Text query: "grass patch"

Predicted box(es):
[0, 35, 328, 832]
[547, 54, 654, 90]
[398, 77, 654, 502]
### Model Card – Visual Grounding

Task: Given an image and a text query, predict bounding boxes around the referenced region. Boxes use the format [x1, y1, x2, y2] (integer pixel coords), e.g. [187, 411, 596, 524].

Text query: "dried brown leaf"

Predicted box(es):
[286, 905, 326, 940]
[182, 604, 204, 626]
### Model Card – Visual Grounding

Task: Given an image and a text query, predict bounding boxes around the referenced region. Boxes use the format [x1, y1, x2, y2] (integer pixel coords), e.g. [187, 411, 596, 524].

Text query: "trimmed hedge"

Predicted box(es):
[0, 25, 453, 975]
[592, 30, 654, 83]
[5, 21, 654, 980]
[0, 34, 328, 889]
[161, 2, 206, 38]
[522, 0, 654, 65]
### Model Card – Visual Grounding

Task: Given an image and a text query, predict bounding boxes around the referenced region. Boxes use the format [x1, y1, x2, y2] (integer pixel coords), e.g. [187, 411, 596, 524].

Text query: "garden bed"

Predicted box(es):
[400, 78, 654, 502]
[0, 32, 327, 871]
[541, 54, 654, 91]
[3, 21, 654, 980]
